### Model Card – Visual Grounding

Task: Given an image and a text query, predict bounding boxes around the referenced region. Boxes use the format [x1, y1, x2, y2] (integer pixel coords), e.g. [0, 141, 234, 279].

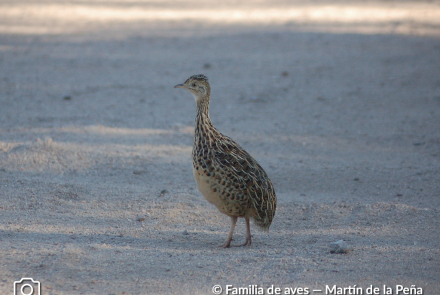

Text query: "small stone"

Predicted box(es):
[182, 230, 189, 235]
[203, 63, 211, 69]
[136, 216, 146, 222]
[159, 190, 168, 197]
[133, 170, 146, 175]
[63, 95, 72, 100]
[281, 71, 289, 76]
[329, 240, 351, 254]
[354, 178, 359, 181]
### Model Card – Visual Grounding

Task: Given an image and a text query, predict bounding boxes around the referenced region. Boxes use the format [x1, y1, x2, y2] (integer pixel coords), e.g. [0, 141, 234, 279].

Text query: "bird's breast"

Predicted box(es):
[192, 165, 249, 217]
[193, 167, 221, 205]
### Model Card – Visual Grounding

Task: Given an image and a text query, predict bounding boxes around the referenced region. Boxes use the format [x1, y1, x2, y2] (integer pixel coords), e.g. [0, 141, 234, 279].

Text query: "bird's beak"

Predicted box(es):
[174, 84, 185, 89]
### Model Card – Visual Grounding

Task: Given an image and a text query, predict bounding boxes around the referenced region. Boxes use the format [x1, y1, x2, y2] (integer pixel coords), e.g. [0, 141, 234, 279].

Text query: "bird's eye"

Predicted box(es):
[192, 83, 196, 87]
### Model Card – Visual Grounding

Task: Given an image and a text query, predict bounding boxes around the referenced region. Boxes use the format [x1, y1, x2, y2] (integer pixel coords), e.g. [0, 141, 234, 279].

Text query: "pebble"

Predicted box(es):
[136, 216, 146, 222]
[133, 170, 146, 175]
[182, 230, 189, 235]
[329, 240, 351, 254]
[159, 190, 168, 197]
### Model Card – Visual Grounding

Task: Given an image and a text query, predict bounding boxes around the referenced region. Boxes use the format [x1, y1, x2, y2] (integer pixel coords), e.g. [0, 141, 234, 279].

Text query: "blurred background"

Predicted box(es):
[1, 0, 440, 37]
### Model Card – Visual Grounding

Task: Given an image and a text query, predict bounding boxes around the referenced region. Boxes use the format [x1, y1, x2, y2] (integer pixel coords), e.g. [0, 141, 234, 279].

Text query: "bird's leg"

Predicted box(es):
[221, 216, 238, 248]
[236, 217, 252, 247]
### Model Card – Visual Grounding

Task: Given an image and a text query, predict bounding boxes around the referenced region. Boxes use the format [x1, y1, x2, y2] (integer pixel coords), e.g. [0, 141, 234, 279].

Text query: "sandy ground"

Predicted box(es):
[1, 1, 440, 294]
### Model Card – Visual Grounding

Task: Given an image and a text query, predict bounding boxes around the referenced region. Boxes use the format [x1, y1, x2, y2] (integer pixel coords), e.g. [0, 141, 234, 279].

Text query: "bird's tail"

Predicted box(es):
[252, 217, 272, 232]
[252, 205, 276, 232]
[250, 178, 277, 231]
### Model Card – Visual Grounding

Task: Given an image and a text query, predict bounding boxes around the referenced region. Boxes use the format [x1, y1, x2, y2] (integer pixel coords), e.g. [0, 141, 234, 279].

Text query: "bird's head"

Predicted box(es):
[174, 74, 211, 102]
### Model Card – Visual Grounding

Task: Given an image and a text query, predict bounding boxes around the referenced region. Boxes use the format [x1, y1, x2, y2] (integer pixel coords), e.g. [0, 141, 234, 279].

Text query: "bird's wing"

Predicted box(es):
[213, 135, 276, 228]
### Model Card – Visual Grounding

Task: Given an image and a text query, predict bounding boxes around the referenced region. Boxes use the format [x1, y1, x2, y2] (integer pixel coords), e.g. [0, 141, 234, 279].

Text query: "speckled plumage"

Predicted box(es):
[174, 74, 276, 247]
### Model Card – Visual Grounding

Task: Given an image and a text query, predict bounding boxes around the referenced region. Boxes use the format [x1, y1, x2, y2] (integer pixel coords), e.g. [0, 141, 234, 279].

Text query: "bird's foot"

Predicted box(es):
[220, 239, 233, 248]
[235, 236, 252, 247]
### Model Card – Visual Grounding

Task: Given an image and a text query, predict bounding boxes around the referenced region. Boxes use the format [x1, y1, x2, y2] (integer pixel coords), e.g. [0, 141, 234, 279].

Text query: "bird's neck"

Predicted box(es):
[195, 97, 215, 140]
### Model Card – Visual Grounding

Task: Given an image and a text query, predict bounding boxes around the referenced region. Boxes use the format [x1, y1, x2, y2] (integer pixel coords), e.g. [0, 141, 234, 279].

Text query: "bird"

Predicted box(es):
[174, 74, 276, 248]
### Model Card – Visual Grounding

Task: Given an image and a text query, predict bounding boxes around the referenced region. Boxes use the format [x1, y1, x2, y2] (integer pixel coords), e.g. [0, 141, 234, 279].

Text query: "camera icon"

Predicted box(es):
[13, 278, 40, 295]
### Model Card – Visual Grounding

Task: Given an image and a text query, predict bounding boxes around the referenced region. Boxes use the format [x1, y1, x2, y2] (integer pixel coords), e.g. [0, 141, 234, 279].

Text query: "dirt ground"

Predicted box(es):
[1, 1, 440, 294]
